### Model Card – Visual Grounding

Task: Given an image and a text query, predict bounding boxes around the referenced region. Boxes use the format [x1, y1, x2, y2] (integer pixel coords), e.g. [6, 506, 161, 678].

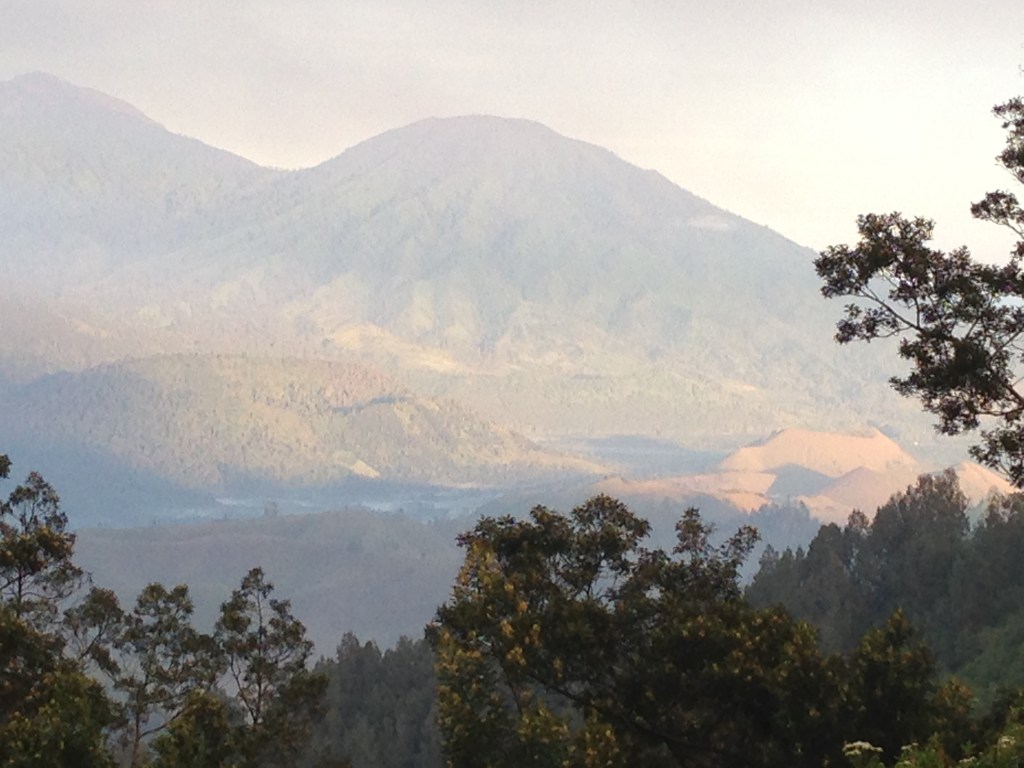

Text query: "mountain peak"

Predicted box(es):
[319, 113, 624, 177]
[2, 71, 157, 125]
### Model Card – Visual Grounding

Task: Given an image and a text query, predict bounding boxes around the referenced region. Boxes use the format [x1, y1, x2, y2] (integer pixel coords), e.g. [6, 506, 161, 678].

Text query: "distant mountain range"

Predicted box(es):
[0, 72, 974, 524]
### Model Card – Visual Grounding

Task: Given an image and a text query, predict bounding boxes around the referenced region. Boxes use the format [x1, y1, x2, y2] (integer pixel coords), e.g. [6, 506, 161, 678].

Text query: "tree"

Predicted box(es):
[306, 633, 439, 768]
[0, 459, 82, 630]
[216, 567, 326, 767]
[815, 97, 1024, 485]
[0, 654, 117, 768]
[749, 473, 977, 671]
[841, 610, 967, 763]
[747, 518, 870, 654]
[106, 583, 221, 768]
[148, 690, 240, 768]
[0, 454, 117, 767]
[431, 496, 846, 768]
[0, 455, 326, 767]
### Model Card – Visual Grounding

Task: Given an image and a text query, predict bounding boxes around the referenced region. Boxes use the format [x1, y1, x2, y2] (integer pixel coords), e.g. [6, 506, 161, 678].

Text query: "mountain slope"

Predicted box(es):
[110, 115, 831, 373]
[0, 72, 280, 289]
[0, 354, 603, 492]
[75, 508, 466, 650]
[0, 74, 940, 456]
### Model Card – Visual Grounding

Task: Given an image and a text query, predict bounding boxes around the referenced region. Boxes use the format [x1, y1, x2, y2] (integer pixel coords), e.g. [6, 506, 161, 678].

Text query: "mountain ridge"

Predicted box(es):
[0, 73, 966, 517]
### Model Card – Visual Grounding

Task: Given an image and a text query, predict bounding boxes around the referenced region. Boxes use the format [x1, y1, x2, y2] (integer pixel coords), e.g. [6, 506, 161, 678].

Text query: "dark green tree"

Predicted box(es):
[0, 454, 117, 767]
[0, 461, 82, 631]
[749, 473, 972, 669]
[857, 471, 968, 663]
[840, 610, 970, 763]
[815, 97, 1024, 485]
[149, 690, 240, 768]
[432, 495, 845, 768]
[306, 633, 440, 768]
[216, 567, 326, 768]
[107, 583, 221, 768]
[0, 651, 117, 768]
[749, 517, 870, 653]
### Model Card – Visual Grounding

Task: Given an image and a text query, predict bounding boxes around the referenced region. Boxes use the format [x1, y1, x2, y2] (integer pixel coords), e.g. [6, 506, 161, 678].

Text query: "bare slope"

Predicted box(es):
[587, 429, 1004, 523]
[718, 428, 919, 477]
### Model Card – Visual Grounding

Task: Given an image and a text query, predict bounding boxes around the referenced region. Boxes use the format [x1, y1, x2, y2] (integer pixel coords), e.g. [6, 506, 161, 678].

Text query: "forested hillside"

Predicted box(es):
[749, 470, 1024, 705]
[1, 354, 601, 493]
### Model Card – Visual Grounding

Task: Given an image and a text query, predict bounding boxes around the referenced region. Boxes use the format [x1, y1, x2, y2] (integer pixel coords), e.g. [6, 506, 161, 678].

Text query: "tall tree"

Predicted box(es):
[107, 583, 221, 768]
[307, 633, 440, 768]
[0, 454, 117, 767]
[216, 567, 326, 767]
[815, 97, 1024, 485]
[0, 460, 82, 631]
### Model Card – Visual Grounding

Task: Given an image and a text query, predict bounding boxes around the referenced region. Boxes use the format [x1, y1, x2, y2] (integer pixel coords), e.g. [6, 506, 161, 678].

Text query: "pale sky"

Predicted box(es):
[3, 0, 1023, 257]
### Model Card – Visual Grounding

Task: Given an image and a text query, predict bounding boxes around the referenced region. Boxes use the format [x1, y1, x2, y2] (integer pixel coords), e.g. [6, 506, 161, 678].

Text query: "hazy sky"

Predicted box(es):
[3, 1, 1023, 256]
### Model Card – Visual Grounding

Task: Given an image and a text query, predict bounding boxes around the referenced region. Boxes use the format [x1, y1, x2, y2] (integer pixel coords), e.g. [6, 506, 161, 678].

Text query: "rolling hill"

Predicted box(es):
[0, 354, 602, 494]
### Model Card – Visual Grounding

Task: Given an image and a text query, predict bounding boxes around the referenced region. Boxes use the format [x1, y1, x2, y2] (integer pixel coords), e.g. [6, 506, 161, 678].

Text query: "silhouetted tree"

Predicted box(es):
[816, 96, 1024, 485]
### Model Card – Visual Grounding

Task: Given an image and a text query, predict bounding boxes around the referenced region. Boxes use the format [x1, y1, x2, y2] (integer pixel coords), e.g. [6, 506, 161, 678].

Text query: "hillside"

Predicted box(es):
[0, 354, 603, 496]
[74, 508, 466, 651]
[0, 73, 941, 460]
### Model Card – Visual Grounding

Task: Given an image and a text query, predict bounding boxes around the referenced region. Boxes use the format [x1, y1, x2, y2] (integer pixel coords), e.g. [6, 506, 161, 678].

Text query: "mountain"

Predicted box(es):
[718, 428, 919, 477]
[0, 73, 279, 290]
[0, 73, 966, 517]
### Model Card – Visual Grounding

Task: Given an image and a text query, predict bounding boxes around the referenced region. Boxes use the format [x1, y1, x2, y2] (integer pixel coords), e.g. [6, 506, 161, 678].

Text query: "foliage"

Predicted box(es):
[748, 472, 970, 661]
[815, 97, 1024, 485]
[432, 495, 861, 768]
[842, 610, 973, 761]
[304, 633, 440, 768]
[847, 715, 1024, 767]
[217, 566, 327, 767]
[149, 690, 240, 768]
[0, 451, 325, 768]
[748, 470, 1024, 710]
[0, 454, 116, 766]
[105, 583, 221, 767]
[0, 460, 82, 631]
[0, 657, 116, 768]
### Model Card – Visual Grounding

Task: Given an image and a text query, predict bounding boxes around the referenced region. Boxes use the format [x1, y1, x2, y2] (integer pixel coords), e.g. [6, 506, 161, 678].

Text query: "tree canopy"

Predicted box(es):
[430, 495, 972, 767]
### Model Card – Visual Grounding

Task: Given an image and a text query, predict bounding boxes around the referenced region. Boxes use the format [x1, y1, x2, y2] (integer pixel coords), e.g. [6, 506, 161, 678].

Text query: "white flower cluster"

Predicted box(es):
[843, 740, 883, 758]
